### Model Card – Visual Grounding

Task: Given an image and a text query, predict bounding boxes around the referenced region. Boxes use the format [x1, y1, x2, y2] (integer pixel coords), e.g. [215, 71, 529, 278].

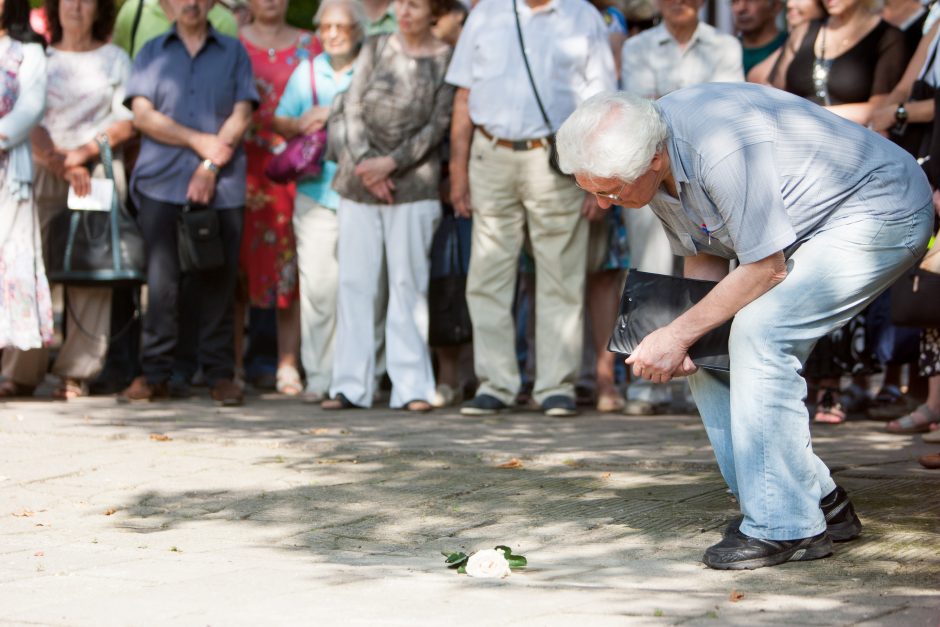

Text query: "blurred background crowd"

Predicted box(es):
[0, 0, 938, 467]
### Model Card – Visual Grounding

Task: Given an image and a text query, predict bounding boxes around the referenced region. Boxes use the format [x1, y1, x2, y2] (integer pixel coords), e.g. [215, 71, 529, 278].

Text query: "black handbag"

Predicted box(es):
[890, 265, 940, 328]
[608, 270, 733, 371]
[428, 213, 472, 346]
[46, 138, 146, 287]
[177, 203, 225, 273]
[889, 42, 938, 160]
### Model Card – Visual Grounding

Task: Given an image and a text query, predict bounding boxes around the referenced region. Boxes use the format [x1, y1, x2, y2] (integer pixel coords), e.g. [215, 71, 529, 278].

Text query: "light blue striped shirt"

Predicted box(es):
[649, 82, 932, 265]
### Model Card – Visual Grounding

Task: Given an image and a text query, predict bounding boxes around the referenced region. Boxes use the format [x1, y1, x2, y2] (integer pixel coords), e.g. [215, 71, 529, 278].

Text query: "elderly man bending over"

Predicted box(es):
[557, 83, 934, 570]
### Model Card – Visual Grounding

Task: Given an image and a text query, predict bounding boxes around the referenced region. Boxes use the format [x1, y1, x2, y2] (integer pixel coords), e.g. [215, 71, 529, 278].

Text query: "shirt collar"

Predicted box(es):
[664, 129, 690, 185]
[656, 21, 713, 47]
[165, 22, 222, 48]
[515, 0, 561, 17]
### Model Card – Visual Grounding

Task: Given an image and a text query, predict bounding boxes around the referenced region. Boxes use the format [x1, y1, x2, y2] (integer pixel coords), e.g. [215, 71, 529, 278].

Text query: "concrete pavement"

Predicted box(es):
[1, 391, 938, 626]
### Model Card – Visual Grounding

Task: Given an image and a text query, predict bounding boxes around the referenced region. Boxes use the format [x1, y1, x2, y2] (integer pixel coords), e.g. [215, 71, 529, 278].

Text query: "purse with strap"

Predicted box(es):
[265, 58, 328, 184]
[46, 136, 147, 287]
[177, 202, 225, 273]
[512, 1, 569, 178]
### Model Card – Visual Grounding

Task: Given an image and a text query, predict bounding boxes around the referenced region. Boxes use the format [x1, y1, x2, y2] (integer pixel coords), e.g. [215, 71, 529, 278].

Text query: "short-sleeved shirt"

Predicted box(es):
[445, 0, 616, 140]
[42, 44, 133, 149]
[741, 31, 787, 75]
[366, 5, 397, 36]
[112, 0, 238, 59]
[620, 22, 744, 100]
[275, 52, 353, 210]
[125, 25, 259, 209]
[649, 82, 932, 265]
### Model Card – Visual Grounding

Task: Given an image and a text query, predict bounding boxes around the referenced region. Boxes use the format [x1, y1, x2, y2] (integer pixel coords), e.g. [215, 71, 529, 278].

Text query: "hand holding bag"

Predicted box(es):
[177, 202, 225, 273]
[265, 59, 327, 184]
[46, 136, 146, 287]
[608, 270, 733, 371]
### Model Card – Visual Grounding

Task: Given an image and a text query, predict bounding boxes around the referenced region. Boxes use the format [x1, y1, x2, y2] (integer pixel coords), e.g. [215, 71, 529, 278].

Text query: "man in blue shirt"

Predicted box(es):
[556, 84, 934, 570]
[121, 0, 258, 406]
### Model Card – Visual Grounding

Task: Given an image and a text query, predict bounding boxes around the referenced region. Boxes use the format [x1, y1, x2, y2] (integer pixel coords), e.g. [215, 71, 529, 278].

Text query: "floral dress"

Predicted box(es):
[0, 37, 53, 350]
[240, 32, 322, 309]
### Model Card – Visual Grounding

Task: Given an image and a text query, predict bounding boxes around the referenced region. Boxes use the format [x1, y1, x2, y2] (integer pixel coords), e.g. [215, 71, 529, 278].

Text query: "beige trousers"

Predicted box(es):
[466, 130, 588, 405]
[1, 161, 120, 386]
[292, 194, 338, 395]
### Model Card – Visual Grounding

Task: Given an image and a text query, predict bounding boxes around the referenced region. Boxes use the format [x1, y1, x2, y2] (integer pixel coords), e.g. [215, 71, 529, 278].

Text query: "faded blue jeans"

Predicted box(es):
[689, 206, 934, 540]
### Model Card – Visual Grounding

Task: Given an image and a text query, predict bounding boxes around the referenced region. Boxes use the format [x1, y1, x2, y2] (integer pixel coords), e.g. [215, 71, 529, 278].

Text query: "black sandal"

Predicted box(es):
[321, 393, 359, 410]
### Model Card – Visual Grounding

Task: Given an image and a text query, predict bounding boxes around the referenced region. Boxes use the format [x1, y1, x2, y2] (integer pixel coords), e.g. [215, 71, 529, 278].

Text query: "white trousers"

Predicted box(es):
[330, 197, 440, 408]
[293, 194, 338, 395]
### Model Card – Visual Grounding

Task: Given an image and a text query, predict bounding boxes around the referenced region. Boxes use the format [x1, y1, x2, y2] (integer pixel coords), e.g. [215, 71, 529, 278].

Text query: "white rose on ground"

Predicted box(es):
[465, 549, 512, 579]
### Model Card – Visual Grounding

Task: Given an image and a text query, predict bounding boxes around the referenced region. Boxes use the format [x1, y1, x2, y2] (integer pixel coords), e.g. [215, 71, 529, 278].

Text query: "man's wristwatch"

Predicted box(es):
[895, 103, 909, 124]
[201, 159, 220, 175]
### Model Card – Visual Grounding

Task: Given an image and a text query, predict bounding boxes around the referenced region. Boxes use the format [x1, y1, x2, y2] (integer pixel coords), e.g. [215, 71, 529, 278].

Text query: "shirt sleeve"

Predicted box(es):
[444, 9, 479, 88]
[274, 60, 311, 118]
[712, 35, 746, 83]
[110, 47, 134, 122]
[0, 44, 46, 150]
[583, 10, 618, 94]
[621, 37, 658, 99]
[233, 42, 260, 108]
[701, 141, 796, 264]
[123, 39, 157, 109]
[871, 24, 907, 95]
[340, 35, 381, 164]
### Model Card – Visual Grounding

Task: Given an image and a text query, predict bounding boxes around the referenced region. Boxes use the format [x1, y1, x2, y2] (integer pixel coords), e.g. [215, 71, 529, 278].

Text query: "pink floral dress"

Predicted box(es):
[240, 32, 322, 309]
[0, 37, 53, 350]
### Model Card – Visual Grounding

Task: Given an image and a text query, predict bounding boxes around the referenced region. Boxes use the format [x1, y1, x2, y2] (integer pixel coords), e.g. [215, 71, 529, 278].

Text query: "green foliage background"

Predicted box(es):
[30, 0, 321, 29]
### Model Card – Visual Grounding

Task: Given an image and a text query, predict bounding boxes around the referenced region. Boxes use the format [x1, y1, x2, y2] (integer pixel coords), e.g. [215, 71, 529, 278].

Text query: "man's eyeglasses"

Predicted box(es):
[575, 179, 626, 201]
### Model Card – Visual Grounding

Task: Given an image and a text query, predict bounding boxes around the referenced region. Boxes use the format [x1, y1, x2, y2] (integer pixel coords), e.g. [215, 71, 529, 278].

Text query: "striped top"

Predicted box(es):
[649, 82, 932, 265]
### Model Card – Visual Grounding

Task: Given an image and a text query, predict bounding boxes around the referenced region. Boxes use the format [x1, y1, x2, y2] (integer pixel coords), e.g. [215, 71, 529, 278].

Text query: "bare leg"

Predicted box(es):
[276, 300, 300, 371]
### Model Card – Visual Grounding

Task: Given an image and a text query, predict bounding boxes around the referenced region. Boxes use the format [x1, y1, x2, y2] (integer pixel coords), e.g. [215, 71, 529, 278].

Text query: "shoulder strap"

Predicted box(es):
[129, 0, 146, 57]
[923, 34, 940, 77]
[513, 0, 553, 134]
[310, 57, 318, 106]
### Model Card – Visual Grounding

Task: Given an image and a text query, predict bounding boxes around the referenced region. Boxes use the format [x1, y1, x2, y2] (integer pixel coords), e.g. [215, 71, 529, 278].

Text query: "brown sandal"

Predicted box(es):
[52, 379, 86, 400]
[886, 404, 940, 434]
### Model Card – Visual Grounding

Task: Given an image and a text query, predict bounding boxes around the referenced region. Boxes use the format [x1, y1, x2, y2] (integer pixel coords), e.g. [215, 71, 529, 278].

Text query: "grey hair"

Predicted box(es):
[556, 91, 669, 184]
[314, 0, 369, 40]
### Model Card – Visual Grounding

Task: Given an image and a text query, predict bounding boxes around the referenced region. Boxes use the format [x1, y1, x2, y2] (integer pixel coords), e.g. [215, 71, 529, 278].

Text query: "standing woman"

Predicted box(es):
[323, 0, 455, 411]
[272, 0, 365, 404]
[0, 0, 53, 388]
[238, 0, 321, 395]
[2, 0, 134, 400]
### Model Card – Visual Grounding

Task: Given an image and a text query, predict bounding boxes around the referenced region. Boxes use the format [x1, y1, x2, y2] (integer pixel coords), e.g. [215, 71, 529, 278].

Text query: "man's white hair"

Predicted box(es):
[556, 91, 668, 184]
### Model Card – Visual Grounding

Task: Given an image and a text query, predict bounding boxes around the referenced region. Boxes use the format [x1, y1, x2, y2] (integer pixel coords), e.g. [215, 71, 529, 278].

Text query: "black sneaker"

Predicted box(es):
[460, 394, 509, 416]
[541, 394, 578, 417]
[724, 485, 862, 542]
[703, 528, 833, 570]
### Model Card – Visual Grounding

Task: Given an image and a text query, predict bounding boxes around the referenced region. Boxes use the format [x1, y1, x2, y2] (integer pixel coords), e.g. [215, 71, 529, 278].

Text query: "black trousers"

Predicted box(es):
[137, 195, 243, 386]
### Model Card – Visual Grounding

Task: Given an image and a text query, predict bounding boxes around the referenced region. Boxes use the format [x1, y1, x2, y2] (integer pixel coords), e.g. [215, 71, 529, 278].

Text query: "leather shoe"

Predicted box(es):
[210, 379, 244, 406]
[704, 528, 832, 570]
[724, 484, 862, 542]
[119, 376, 168, 403]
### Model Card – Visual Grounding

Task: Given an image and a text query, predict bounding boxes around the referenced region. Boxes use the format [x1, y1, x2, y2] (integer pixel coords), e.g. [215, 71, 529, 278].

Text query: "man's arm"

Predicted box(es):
[217, 100, 254, 151]
[131, 96, 233, 166]
[449, 87, 474, 217]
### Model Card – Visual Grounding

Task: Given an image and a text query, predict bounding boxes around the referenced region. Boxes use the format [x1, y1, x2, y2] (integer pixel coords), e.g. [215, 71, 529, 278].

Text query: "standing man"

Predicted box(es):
[731, 0, 786, 75]
[121, 0, 258, 406]
[556, 84, 933, 569]
[113, 0, 238, 59]
[447, 0, 616, 417]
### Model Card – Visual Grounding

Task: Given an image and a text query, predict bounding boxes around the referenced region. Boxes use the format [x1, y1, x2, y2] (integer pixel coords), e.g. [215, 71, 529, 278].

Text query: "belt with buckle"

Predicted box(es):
[478, 127, 549, 151]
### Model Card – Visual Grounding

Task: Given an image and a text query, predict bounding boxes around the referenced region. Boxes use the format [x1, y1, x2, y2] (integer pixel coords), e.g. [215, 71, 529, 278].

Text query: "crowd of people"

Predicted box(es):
[0, 0, 937, 465]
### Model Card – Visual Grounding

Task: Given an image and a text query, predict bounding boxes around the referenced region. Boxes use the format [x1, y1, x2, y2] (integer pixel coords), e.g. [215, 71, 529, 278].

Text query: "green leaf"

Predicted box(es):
[444, 551, 469, 566]
[495, 545, 513, 559]
[507, 555, 527, 569]
[457, 564, 467, 574]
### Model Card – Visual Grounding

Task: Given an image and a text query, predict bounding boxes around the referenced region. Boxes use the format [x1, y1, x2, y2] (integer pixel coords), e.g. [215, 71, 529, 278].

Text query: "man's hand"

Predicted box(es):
[187, 165, 217, 205]
[625, 325, 696, 383]
[581, 192, 606, 221]
[354, 156, 396, 187]
[65, 166, 92, 197]
[190, 133, 234, 167]
[449, 164, 472, 217]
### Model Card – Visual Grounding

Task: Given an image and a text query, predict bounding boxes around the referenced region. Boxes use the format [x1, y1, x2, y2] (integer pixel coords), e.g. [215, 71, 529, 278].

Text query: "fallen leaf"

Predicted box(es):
[82, 415, 91, 422]
[149, 433, 172, 442]
[308, 428, 330, 435]
[729, 589, 745, 602]
[12, 510, 35, 518]
[316, 458, 358, 465]
[498, 458, 524, 469]
[34, 551, 44, 557]
[104, 508, 117, 516]
[601, 472, 612, 479]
